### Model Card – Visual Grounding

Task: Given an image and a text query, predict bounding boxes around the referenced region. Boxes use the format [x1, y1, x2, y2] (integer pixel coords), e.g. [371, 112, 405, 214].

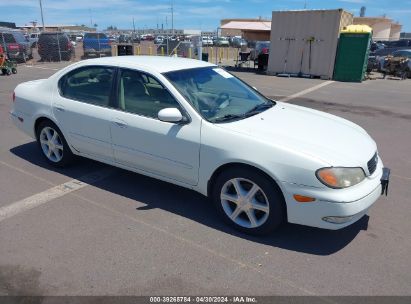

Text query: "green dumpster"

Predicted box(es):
[334, 25, 372, 82]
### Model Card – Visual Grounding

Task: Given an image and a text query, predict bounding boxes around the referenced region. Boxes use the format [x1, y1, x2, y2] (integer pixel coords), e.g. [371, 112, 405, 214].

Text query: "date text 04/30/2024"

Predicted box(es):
[149, 296, 257, 303]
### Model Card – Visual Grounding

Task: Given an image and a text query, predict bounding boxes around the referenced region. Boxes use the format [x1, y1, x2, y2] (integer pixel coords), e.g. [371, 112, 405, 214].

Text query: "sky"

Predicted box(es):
[2, 0, 411, 32]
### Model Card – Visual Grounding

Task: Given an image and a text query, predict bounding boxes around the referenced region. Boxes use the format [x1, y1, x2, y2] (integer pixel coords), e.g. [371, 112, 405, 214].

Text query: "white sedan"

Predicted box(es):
[10, 56, 390, 234]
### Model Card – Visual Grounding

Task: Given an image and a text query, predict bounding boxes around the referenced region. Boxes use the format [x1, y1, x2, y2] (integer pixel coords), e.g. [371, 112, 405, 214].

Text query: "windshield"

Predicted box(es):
[164, 67, 274, 123]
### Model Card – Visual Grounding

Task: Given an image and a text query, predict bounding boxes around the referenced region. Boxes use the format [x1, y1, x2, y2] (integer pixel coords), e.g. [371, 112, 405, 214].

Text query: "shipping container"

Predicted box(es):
[267, 9, 353, 79]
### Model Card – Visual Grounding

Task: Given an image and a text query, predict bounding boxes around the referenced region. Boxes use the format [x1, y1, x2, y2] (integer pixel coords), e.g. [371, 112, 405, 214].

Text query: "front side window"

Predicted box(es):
[118, 69, 181, 118]
[164, 67, 274, 122]
[60, 66, 114, 107]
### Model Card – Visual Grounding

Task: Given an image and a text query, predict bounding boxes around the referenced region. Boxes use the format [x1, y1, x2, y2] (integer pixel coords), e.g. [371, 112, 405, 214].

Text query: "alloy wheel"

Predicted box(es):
[220, 178, 270, 229]
[39, 127, 64, 163]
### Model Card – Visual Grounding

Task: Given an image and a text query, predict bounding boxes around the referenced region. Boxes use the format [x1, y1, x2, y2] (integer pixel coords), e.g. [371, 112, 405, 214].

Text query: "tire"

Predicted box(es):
[11, 68, 17, 74]
[21, 53, 27, 63]
[211, 167, 286, 235]
[36, 120, 74, 167]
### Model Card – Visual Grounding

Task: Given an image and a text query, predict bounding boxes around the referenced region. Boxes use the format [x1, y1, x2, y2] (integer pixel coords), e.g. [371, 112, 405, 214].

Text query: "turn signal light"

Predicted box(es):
[317, 169, 339, 187]
[293, 194, 315, 203]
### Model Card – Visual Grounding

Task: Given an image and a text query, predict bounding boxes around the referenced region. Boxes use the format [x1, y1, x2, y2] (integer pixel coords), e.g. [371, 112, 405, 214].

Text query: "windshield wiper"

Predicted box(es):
[213, 114, 245, 123]
[244, 101, 274, 117]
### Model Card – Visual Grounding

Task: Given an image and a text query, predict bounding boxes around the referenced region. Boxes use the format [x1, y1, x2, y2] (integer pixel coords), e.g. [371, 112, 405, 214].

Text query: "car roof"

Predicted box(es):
[394, 49, 411, 52]
[83, 56, 216, 73]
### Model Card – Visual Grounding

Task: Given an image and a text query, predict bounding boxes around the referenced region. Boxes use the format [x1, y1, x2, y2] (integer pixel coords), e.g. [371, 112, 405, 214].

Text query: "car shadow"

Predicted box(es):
[10, 142, 369, 256]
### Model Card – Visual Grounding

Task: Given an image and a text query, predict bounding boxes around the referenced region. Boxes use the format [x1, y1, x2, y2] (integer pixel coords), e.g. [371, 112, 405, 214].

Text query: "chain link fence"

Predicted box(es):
[1, 28, 247, 69]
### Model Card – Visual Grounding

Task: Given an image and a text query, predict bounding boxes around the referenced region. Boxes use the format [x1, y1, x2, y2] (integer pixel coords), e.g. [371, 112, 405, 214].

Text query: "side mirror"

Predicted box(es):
[158, 108, 184, 123]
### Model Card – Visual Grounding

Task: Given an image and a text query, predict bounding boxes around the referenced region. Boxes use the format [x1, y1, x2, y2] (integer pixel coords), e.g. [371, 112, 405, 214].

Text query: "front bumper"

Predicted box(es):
[282, 164, 389, 230]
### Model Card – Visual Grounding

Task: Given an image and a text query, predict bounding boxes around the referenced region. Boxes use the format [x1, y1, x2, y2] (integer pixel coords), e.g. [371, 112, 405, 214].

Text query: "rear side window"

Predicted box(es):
[59, 66, 115, 107]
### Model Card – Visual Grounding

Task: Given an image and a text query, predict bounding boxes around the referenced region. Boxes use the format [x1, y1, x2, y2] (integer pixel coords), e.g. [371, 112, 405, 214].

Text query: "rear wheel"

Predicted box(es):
[21, 53, 27, 63]
[36, 120, 74, 167]
[212, 167, 286, 235]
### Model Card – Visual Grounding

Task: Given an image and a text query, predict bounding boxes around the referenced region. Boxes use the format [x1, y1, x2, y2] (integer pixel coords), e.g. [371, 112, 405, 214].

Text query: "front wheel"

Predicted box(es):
[36, 120, 74, 167]
[212, 167, 286, 235]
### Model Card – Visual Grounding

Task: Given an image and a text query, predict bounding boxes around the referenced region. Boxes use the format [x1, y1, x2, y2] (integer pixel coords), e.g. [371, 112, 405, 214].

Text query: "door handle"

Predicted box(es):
[54, 105, 65, 112]
[112, 119, 128, 128]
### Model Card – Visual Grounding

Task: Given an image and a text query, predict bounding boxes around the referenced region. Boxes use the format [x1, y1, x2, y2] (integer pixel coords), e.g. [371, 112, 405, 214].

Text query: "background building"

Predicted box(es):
[17, 24, 96, 33]
[220, 18, 271, 40]
[400, 32, 411, 39]
[353, 17, 402, 41]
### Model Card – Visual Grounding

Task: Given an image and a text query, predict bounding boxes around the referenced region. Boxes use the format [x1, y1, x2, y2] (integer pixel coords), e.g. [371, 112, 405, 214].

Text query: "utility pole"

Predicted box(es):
[89, 9, 93, 28]
[39, 0, 45, 31]
[171, 0, 174, 35]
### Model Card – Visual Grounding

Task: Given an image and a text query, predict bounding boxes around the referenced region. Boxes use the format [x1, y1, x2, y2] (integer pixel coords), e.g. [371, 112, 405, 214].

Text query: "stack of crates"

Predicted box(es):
[333, 25, 372, 82]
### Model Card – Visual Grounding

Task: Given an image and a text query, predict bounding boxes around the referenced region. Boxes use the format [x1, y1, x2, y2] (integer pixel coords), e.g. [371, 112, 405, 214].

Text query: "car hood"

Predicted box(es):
[217, 102, 377, 168]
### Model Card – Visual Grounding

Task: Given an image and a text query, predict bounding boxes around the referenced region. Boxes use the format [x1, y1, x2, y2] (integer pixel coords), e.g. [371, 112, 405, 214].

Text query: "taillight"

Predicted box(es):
[67, 42, 72, 49]
[8, 43, 19, 50]
[12, 91, 15, 103]
[37, 43, 41, 50]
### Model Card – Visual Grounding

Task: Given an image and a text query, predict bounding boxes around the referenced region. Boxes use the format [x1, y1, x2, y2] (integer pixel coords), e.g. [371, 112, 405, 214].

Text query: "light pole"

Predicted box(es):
[171, 0, 174, 36]
[39, 0, 45, 31]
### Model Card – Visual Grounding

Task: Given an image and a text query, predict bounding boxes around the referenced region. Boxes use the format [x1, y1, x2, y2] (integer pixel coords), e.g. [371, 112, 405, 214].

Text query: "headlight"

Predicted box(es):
[316, 167, 365, 189]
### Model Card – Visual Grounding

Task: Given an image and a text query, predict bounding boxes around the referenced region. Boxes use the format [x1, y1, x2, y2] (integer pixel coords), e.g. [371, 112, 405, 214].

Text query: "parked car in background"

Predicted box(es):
[107, 35, 117, 43]
[37, 32, 74, 61]
[0, 30, 32, 62]
[11, 56, 389, 235]
[201, 36, 213, 46]
[215, 37, 229, 47]
[141, 34, 154, 41]
[118, 34, 131, 43]
[83, 32, 112, 58]
[374, 39, 411, 57]
[68, 35, 78, 47]
[370, 41, 385, 53]
[249, 41, 270, 61]
[154, 36, 164, 44]
[231, 37, 247, 48]
[131, 34, 140, 43]
[380, 49, 411, 78]
[29, 32, 40, 48]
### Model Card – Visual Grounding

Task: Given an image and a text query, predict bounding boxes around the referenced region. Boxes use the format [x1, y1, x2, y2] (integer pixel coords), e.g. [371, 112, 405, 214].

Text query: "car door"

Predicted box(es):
[110, 68, 200, 185]
[53, 65, 116, 162]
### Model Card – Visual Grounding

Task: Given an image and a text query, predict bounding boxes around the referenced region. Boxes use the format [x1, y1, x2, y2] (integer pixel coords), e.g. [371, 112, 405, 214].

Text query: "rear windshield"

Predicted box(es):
[39, 33, 68, 42]
[84, 33, 107, 39]
[13, 32, 27, 43]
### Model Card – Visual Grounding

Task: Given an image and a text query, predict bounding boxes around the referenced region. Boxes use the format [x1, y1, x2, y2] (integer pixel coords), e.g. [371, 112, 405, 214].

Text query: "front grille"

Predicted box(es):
[367, 152, 378, 175]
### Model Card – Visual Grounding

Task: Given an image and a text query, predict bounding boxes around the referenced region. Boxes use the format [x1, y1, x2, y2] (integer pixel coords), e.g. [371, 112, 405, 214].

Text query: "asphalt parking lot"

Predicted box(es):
[0, 62, 410, 297]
